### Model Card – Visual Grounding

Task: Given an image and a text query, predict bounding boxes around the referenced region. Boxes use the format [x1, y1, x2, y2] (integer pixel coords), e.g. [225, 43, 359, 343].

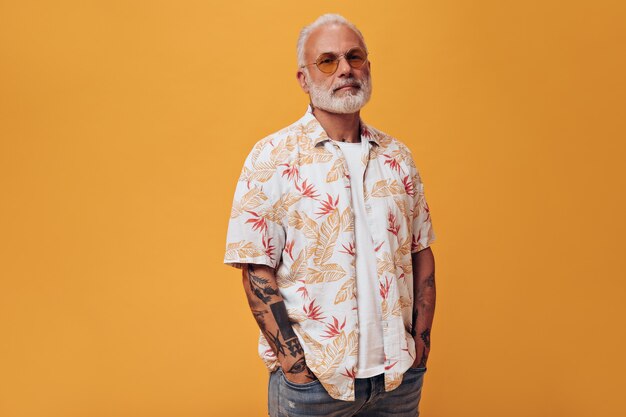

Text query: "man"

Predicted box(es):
[224, 14, 436, 416]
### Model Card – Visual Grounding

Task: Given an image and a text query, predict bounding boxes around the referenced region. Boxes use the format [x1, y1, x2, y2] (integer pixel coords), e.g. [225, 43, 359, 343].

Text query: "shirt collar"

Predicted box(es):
[301, 104, 381, 147]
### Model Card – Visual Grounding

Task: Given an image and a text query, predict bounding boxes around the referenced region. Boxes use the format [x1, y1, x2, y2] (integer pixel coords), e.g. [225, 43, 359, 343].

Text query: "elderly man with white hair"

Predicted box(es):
[225, 13, 437, 416]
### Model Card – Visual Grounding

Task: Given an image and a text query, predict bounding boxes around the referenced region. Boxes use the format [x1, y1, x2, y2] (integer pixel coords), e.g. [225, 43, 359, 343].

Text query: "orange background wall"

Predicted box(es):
[1, 1, 625, 416]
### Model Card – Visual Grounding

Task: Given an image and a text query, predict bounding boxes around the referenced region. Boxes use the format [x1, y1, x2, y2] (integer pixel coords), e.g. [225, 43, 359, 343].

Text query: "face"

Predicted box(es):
[297, 24, 372, 114]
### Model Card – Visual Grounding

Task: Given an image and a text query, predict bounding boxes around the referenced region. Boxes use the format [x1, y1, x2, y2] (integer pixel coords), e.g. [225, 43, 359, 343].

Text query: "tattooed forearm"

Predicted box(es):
[242, 264, 315, 381]
[411, 249, 435, 367]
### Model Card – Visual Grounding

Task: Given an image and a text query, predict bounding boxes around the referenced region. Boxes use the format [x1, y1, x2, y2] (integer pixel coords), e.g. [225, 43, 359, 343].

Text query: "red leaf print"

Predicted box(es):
[262, 235, 275, 261]
[339, 241, 355, 256]
[284, 240, 295, 260]
[379, 276, 392, 300]
[245, 210, 268, 234]
[303, 299, 326, 321]
[315, 193, 339, 218]
[383, 154, 402, 173]
[374, 241, 384, 252]
[384, 360, 398, 370]
[296, 279, 309, 300]
[387, 212, 400, 236]
[321, 316, 346, 339]
[295, 179, 320, 200]
[402, 175, 415, 197]
[279, 163, 299, 182]
[341, 367, 357, 379]
[361, 125, 372, 139]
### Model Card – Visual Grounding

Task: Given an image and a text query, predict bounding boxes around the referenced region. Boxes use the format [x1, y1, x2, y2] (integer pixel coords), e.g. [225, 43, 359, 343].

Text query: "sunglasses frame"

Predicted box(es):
[300, 47, 369, 75]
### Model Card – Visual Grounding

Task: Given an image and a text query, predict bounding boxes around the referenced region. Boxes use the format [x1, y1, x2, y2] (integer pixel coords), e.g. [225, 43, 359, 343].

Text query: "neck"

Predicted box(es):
[311, 106, 361, 143]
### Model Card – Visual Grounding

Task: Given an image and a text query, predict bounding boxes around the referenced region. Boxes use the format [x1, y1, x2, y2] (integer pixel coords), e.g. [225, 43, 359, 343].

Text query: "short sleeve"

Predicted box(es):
[224, 142, 286, 269]
[410, 165, 436, 253]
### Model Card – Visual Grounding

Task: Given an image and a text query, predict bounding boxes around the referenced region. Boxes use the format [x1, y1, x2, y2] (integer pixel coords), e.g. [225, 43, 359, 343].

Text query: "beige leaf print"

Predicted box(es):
[248, 161, 277, 183]
[306, 263, 346, 284]
[399, 296, 413, 309]
[339, 207, 354, 232]
[381, 298, 390, 320]
[386, 148, 411, 165]
[316, 332, 346, 378]
[396, 236, 412, 256]
[299, 148, 334, 165]
[394, 250, 412, 276]
[314, 209, 340, 265]
[334, 279, 356, 304]
[276, 249, 306, 288]
[287, 308, 308, 323]
[296, 324, 325, 359]
[377, 134, 394, 147]
[393, 196, 410, 219]
[224, 241, 265, 261]
[269, 141, 290, 164]
[346, 330, 358, 356]
[326, 158, 344, 183]
[391, 300, 402, 316]
[377, 252, 396, 276]
[371, 179, 405, 197]
[262, 192, 301, 223]
[230, 187, 268, 218]
[289, 211, 319, 240]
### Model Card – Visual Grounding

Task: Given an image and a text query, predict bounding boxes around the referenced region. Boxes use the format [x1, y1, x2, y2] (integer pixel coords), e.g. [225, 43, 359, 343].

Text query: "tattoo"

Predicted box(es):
[420, 328, 431, 348]
[252, 309, 268, 330]
[417, 346, 428, 368]
[286, 357, 307, 375]
[248, 265, 279, 304]
[286, 338, 304, 357]
[270, 301, 297, 340]
[264, 329, 286, 357]
[425, 272, 435, 288]
[270, 301, 304, 358]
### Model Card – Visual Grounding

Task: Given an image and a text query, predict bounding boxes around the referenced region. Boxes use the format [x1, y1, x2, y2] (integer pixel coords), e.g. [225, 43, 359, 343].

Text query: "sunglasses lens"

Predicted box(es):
[346, 48, 367, 68]
[316, 53, 338, 73]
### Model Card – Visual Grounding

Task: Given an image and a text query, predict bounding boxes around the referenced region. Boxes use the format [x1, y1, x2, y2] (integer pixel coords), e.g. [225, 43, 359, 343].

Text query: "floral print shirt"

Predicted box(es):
[224, 105, 436, 401]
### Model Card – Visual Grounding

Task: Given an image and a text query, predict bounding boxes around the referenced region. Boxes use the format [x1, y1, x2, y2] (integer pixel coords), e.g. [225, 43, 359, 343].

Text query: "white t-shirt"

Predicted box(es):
[334, 139, 386, 378]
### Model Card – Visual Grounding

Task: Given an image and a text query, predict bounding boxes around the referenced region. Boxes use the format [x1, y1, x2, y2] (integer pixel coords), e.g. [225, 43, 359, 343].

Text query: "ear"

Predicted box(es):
[296, 69, 310, 93]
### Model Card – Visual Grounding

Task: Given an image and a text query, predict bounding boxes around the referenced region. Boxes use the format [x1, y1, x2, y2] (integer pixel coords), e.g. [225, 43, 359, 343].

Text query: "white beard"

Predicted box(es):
[307, 73, 372, 114]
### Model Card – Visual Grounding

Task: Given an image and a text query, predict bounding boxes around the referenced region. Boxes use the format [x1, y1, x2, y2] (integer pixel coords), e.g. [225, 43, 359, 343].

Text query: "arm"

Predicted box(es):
[411, 246, 436, 368]
[242, 263, 317, 383]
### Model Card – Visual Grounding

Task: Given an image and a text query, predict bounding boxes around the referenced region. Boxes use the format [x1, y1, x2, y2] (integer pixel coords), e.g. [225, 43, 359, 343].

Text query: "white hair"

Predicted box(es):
[296, 13, 367, 68]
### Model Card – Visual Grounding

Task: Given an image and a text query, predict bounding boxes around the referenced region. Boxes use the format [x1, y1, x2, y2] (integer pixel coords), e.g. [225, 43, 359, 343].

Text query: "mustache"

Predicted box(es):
[332, 79, 363, 92]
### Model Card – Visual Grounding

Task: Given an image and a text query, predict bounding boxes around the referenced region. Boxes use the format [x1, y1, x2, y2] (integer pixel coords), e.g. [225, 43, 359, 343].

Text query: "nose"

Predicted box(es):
[335, 55, 353, 77]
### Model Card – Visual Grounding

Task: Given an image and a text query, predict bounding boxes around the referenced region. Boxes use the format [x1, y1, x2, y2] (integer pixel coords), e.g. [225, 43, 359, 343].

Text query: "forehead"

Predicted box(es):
[304, 24, 365, 59]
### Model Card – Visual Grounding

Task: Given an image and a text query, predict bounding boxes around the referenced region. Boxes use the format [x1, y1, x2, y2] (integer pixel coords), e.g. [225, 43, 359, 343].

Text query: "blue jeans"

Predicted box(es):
[268, 367, 427, 417]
